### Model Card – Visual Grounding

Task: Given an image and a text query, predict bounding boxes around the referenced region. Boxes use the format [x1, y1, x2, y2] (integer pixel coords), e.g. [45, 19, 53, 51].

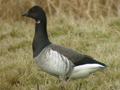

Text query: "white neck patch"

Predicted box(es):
[36, 20, 41, 24]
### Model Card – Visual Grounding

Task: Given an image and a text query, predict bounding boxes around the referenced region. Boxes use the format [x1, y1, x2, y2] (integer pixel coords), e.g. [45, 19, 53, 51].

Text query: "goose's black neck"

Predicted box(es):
[32, 21, 51, 58]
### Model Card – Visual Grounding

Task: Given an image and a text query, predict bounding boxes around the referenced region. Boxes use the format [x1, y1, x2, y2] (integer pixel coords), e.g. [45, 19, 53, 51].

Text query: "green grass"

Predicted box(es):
[0, 15, 120, 90]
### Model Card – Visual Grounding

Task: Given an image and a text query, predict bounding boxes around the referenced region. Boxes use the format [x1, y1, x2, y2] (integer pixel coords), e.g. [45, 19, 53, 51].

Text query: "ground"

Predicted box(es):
[0, 15, 120, 90]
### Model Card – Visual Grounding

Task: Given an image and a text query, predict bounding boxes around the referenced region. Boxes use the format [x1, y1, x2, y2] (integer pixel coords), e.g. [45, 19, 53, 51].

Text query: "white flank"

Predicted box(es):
[70, 64, 105, 79]
[34, 47, 74, 77]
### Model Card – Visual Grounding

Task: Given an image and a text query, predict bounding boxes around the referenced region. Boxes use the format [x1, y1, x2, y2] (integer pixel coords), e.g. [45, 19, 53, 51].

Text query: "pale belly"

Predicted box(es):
[34, 48, 74, 77]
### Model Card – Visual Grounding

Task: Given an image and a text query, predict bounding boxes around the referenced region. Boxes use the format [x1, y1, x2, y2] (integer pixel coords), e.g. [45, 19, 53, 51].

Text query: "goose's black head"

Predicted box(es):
[22, 6, 46, 23]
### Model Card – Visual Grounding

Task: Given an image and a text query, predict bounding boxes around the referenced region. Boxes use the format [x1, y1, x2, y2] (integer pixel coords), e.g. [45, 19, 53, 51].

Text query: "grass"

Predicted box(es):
[0, 0, 120, 21]
[0, 15, 120, 90]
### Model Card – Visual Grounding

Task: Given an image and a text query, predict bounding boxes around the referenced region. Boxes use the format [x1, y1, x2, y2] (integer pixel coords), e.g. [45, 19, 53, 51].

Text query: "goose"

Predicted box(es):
[22, 6, 106, 81]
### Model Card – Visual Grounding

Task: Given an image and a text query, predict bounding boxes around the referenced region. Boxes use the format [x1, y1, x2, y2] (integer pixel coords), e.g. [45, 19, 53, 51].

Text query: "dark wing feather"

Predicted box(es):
[49, 44, 106, 67]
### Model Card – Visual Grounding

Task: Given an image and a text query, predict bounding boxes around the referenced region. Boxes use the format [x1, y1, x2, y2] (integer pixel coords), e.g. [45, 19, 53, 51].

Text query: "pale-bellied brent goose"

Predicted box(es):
[22, 6, 106, 80]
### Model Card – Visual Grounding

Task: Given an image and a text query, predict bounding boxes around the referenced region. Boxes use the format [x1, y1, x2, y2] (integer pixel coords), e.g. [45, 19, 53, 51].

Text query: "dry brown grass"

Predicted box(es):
[0, 0, 120, 21]
[0, 14, 120, 89]
[0, 0, 120, 89]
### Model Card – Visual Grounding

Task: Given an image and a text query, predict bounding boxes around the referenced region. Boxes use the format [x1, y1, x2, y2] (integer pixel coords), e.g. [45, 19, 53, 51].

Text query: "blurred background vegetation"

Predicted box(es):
[1, 0, 120, 90]
[0, 0, 120, 21]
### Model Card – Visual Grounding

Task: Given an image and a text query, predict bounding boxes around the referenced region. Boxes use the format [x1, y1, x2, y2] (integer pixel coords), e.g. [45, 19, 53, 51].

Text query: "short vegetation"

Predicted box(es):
[0, 0, 120, 90]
